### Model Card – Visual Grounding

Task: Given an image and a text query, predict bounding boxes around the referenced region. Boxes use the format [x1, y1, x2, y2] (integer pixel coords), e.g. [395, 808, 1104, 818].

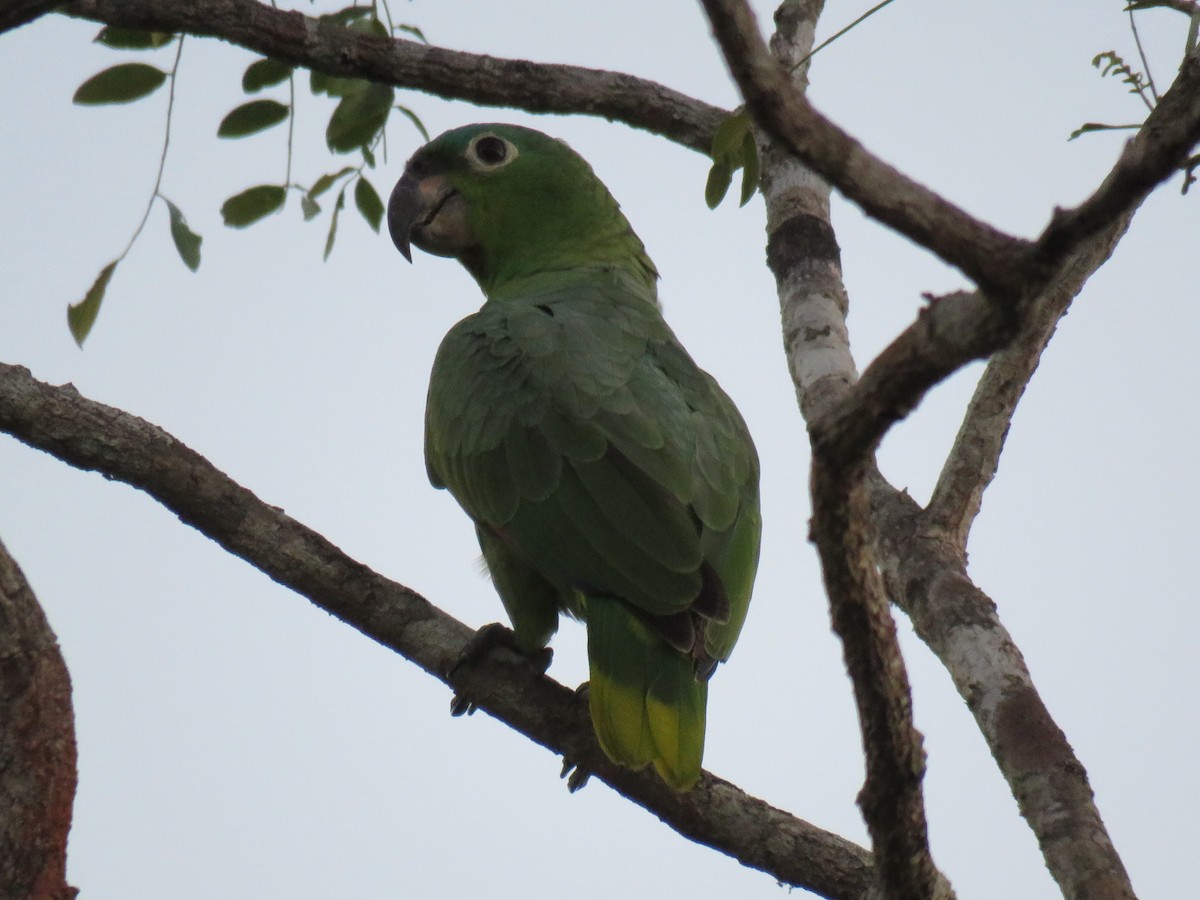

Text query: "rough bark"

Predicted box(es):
[0, 538, 78, 900]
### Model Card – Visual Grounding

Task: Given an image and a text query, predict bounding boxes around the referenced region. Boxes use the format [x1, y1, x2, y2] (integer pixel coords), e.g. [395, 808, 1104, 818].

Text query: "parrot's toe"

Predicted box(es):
[560, 757, 592, 792]
[447, 622, 553, 716]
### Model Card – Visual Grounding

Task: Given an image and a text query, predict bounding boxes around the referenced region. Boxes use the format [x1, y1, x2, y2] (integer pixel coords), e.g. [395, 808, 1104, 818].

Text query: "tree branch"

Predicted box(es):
[868, 481, 1136, 900]
[0, 361, 874, 900]
[1029, 47, 1200, 274]
[926, 211, 1135, 544]
[745, 1, 1149, 895]
[755, 5, 952, 898]
[700, 0, 1029, 297]
[0, 537, 78, 900]
[22, 0, 732, 154]
[0, 0, 59, 33]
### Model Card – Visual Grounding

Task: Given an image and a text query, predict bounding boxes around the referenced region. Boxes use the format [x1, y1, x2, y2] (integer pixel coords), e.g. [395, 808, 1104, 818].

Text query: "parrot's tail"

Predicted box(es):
[585, 595, 707, 791]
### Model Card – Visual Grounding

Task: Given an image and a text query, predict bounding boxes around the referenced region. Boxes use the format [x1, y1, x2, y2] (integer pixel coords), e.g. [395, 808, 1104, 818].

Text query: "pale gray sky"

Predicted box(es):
[1, 2, 1195, 898]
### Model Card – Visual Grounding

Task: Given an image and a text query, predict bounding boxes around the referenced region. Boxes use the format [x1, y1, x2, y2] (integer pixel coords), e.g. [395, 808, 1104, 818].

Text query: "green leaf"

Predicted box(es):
[301, 194, 321, 221]
[321, 5, 374, 27]
[396, 24, 427, 43]
[218, 99, 290, 138]
[395, 104, 430, 141]
[242, 57, 293, 93]
[348, 16, 389, 38]
[738, 130, 759, 206]
[354, 176, 384, 232]
[67, 260, 118, 347]
[710, 110, 750, 164]
[705, 163, 733, 210]
[95, 27, 176, 49]
[1067, 122, 1140, 141]
[164, 198, 202, 271]
[308, 166, 355, 200]
[221, 185, 286, 228]
[326, 82, 394, 153]
[74, 64, 167, 105]
[324, 188, 346, 260]
[310, 70, 364, 98]
[361, 143, 377, 168]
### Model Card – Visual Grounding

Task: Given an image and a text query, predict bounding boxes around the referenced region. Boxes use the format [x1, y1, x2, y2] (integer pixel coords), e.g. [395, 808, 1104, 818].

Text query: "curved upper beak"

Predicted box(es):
[388, 169, 456, 263]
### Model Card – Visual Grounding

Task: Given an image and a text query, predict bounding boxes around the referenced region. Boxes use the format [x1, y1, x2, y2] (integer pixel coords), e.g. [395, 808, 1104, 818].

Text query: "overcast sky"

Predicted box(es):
[1, 2, 1196, 898]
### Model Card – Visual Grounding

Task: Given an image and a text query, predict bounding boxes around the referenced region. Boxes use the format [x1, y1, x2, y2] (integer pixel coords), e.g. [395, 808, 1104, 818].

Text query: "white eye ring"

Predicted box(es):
[467, 133, 518, 170]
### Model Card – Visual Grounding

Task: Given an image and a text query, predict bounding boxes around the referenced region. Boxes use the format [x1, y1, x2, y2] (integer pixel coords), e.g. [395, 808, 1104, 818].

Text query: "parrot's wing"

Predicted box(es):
[426, 275, 757, 622]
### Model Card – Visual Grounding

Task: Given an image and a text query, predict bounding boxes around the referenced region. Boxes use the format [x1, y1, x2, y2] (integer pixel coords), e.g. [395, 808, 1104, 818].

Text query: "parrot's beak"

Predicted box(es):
[388, 169, 463, 263]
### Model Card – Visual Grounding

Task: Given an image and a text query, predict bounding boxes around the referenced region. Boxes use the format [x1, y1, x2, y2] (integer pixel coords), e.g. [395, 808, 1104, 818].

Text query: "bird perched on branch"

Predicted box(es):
[388, 123, 760, 790]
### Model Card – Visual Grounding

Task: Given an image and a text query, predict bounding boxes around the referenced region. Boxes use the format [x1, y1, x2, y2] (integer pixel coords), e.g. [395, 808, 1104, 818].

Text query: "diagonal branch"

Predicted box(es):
[869, 479, 1136, 900]
[927, 211, 1135, 544]
[28, 0, 730, 154]
[0, 361, 874, 900]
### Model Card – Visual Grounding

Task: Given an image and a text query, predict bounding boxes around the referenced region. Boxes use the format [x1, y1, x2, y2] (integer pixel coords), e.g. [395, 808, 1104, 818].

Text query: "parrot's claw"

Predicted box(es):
[560, 758, 592, 792]
[557, 682, 593, 791]
[447, 622, 553, 716]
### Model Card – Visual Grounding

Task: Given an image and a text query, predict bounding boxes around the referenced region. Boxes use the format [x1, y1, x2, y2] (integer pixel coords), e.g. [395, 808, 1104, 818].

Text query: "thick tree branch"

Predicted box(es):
[701, 0, 1029, 297]
[750, 2, 1149, 895]
[20, 0, 732, 154]
[0, 362, 874, 900]
[0, 537, 78, 900]
[0, 0, 59, 33]
[757, 5, 952, 898]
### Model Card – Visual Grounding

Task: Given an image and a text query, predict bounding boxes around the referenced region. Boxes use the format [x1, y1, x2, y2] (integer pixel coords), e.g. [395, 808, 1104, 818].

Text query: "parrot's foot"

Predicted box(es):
[558, 681, 592, 791]
[560, 757, 592, 793]
[447, 622, 553, 717]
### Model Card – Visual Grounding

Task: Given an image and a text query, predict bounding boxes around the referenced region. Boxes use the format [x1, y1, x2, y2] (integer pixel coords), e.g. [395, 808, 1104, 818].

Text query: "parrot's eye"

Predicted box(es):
[468, 134, 516, 169]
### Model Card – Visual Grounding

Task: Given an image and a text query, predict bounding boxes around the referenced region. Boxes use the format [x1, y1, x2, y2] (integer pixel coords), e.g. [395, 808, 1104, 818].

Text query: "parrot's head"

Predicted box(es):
[388, 123, 656, 294]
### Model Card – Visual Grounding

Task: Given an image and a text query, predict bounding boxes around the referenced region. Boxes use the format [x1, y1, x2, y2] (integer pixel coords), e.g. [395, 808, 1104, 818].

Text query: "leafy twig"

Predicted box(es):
[67, 32, 202, 345]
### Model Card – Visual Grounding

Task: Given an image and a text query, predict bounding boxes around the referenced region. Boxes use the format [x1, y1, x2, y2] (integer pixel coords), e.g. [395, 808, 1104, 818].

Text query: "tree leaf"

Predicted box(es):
[242, 57, 293, 93]
[396, 24, 427, 44]
[354, 176, 384, 232]
[94, 27, 176, 49]
[74, 64, 167, 105]
[395, 104, 430, 141]
[348, 16, 389, 38]
[301, 195, 321, 221]
[1068, 121, 1140, 142]
[326, 82, 394, 153]
[324, 188, 346, 260]
[705, 163, 733, 210]
[710, 110, 751, 164]
[738, 130, 760, 206]
[67, 260, 118, 347]
[310, 70, 364, 98]
[163, 198, 202, 271]
[321, 5, 374, 27]
[218, 100, 290, 138]
[221, 185, 286, 228]
[308, 166, 355, 200]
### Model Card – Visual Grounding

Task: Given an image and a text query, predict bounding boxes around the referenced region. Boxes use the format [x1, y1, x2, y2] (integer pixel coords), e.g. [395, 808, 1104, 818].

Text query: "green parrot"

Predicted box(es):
[388, 123, 760, 791]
